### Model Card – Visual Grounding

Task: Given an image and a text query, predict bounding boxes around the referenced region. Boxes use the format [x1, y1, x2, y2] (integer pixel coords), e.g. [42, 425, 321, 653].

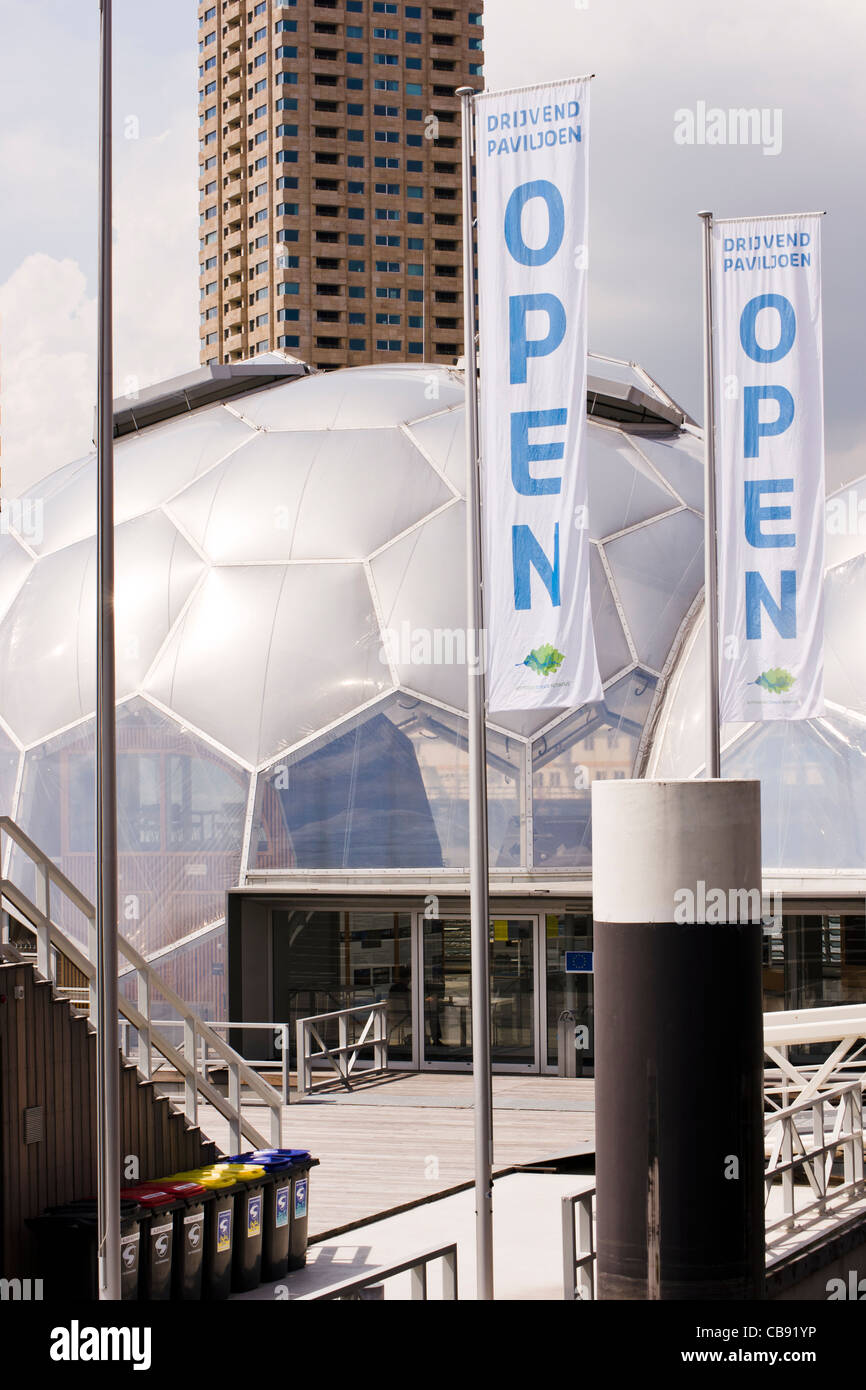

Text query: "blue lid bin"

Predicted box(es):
[228, 1150, 319, 1279]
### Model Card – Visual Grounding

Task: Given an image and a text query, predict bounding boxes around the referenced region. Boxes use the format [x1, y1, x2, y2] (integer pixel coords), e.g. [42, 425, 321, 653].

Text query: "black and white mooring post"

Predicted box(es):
[592, 779, 766, 1300]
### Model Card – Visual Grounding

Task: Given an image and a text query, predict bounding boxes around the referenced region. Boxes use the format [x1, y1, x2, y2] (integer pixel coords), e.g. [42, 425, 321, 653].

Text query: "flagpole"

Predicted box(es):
[458, 85, 494, 1302]
[699, 211, 722, 779]
[96, 0, 121, 1300]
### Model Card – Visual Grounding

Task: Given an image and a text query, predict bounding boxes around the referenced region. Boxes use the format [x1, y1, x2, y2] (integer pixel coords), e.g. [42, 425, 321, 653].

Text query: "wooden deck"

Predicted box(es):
[196, 1072, 596, 1236]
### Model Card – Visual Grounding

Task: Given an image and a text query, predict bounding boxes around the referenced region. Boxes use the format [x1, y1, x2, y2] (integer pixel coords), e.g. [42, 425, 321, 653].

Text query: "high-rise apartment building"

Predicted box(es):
[197, 0, 484, 371]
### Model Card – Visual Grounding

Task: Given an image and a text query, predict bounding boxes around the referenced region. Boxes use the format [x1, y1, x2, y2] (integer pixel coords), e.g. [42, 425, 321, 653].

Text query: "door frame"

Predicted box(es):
[412, 911, 547, 1073]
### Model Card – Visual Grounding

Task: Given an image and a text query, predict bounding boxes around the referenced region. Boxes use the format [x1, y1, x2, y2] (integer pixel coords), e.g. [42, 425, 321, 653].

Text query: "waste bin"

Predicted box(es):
[231, 1149, 319, 1273]
[122, 1186, 180, 1302]
[210, 1163, 270, 1293]
[153, 1180, 209, 1301]
[27, 1200, 142, 1301]
[165, 1169, 239, 1302]
[228, 1150, 302, 1282]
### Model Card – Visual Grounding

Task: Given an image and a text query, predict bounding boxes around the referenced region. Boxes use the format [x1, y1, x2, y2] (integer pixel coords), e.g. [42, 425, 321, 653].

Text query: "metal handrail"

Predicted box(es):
[125, 1018, 292, 1108]
[0, 815, 282, 1152]
[764, 1079, 865, 1250]
[296, 1002, 388, 1097]
[296, 1244, 458, 1301]
[562, 1188, 595, 1301]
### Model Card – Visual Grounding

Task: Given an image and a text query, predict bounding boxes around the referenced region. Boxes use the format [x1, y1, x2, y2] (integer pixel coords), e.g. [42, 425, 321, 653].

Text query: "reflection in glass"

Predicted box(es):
[13, 699, 248, 956]
[252, 694, 524, 870]
[423, 917, 535, 1066]
[545, 913, 593, 1071]
[532, 671, 657, 867]
[272, 909, 413, 1063]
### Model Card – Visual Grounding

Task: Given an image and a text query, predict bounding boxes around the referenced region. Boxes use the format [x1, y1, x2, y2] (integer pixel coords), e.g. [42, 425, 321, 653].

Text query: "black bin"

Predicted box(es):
[122, 1186, 180, 1301]
[27, 1199, 142, 1301]
[157, 1181, 210, 1301]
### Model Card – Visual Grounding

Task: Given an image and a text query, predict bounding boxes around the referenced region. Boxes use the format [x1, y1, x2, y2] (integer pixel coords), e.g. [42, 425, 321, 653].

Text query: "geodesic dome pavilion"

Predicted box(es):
[2, 354, 860, 1022]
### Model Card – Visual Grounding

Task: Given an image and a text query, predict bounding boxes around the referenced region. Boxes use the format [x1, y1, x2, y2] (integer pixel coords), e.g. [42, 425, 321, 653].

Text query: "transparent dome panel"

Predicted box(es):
[603, 509, 704, 673]
[628, 432, 706, 513]
[825, 479, 866, 572]
[721, 713, 866, 871]
[370, 501, 468, 712]
[167, 427, 451, 563]
[650, 617, 706, 779]
[531, 670, 658, 867]
[589, 545, 632, 682]
[14, 700, 248, 956]
[824, 554, 866, 715]
[404, 407, 466, 495]
[0, 723, 20, 817]
[251, 693, 524, 870]
[146, 563, 389, 765]
[237, 365, 465, 432]
[0, 516, 205, 745]
[586, 426, 678, 540]
[0, 533, 33, 627]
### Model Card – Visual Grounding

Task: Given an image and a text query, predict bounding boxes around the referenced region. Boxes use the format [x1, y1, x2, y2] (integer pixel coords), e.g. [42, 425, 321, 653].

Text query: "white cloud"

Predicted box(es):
[0, 110, 199, 501]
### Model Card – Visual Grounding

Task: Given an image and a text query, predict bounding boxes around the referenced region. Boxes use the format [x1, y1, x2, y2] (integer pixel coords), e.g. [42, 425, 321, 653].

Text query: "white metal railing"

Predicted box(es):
[119, 1018, 292, 1108]
[296, 1244, 458, 1301]
[764, 1079, 865, 1250]
[562, 1188, 596, 1301]
[562, 1085, 865, 1296]
[296, 1002, 388, 1097]
[764, 1004, 866, 1112]
[0, 815, 282, 1152]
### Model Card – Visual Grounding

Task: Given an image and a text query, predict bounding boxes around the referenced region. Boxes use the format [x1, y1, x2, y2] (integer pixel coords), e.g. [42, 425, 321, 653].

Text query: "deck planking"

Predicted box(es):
[194, 1072, 596, 1236]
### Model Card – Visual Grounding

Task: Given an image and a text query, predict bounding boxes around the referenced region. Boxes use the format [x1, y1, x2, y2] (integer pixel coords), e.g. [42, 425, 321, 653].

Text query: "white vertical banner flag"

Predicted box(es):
[475, 78, 602, 713]
[714, 213, 826, 722]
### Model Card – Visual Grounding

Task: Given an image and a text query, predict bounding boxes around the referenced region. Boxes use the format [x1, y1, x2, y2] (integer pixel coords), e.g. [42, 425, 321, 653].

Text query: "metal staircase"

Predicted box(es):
[0, 816, 282, 1153]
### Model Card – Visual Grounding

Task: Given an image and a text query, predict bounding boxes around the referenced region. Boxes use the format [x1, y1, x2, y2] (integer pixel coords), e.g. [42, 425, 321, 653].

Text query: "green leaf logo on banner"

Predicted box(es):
[522, 644, 566, 677]
[753, 668, 796, 694]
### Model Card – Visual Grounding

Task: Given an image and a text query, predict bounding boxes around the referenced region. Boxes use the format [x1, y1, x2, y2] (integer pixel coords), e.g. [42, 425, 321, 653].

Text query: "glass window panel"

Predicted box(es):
[252, 693, 524, 870]
[722, 713, 866, 872]
[13, 699, 248, 957]
[545, 912, 594, 1070]
[532, 670, 657, 867]
[272, 909, 413, 1062]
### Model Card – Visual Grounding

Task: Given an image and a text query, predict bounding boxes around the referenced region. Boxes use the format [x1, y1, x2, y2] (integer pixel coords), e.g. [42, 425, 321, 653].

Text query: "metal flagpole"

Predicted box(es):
[96, 0, 121, 1300]
[458, 85, 494, 1301]
[699, 211, 721, 779]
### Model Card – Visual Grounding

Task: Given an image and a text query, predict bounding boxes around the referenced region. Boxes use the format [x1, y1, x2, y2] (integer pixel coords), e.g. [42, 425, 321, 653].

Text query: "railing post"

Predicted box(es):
[409, 1260, 428, 1301]
[296, 1020, 308, 1098]
[576, 1193, 594, 1300]
[137, 970, 151, 1079]
[282, 1025, 290, 1107]
[442, 1248, 458, 1301]
[184, 1016, 198, 1127]
[34, 861, 51, 980]
[374, 1003, 387, 1074]
[561, 1195, 577, 1301]
[228, 1061, 241, 1155]
[781, 1115, 794, 1222]
[338, 1012, 348, 1082]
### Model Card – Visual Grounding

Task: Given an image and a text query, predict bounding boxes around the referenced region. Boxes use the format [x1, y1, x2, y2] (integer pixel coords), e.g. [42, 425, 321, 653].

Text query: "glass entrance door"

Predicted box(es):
[421, 916, 537, 1068]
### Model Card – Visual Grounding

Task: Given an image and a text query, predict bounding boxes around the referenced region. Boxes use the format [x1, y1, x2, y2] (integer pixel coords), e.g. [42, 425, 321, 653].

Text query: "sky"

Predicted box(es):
[0, 0, 864, 498]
